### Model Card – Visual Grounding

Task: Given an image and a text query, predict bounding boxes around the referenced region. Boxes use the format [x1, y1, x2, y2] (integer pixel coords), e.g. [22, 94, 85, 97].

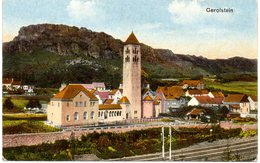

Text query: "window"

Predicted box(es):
[114, 111, 117, 116]
[134, 110, 137, 114]
[67, 102, 69, 107]
[119, 111, 121, 116]
[117, 111, 120, 116]
[75, 102, 78, 107]
[66, 115, 70, 121]
[109, 111, 112, 117]
[51, 102, 54, 106]
[101, 112, 103, 117]
[79, 101, 83, 107]
[74, 112, 79, 121]
[58, 102, 60, 107]
[91, 111, 94, 119]
[84, 101, 86, 107]
[83, 112, 87, 120]
[90, 101, 95, 107]
[111, 111, 114, 117]
[98, 112, 100, 117]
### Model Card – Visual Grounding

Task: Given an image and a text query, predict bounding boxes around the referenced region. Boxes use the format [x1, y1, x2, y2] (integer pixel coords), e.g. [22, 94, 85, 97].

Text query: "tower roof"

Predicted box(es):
[125, 32, 139, 44]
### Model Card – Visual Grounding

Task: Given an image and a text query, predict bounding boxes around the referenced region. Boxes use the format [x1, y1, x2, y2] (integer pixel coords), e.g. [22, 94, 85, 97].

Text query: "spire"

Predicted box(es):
[125, 32, 139, 44]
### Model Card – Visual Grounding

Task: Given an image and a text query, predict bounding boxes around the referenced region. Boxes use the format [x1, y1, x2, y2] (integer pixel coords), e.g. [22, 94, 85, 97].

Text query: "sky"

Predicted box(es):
[2, 0, 258, 59]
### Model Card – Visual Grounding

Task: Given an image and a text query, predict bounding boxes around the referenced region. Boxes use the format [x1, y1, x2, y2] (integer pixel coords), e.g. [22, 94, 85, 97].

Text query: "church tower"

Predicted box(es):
[123, 32, 141, 119]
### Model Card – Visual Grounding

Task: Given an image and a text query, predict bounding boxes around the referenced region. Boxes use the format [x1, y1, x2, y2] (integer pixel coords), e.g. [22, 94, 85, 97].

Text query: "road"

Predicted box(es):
[109, 138, 257, 161]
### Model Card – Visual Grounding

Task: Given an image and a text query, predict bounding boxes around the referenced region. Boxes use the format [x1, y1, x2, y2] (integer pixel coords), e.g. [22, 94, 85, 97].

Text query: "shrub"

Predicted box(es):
[3, 97, 14, 110]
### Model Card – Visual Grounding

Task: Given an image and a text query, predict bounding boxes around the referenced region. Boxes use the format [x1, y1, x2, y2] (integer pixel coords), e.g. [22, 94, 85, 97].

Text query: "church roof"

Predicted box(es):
[143, 95, 153, 101]
[125, 32, 139, 44]
[119, 96, 130, 104]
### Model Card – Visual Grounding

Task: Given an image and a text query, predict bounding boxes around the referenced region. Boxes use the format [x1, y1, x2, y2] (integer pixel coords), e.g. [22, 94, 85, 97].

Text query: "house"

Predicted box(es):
[156, 86, 185, 113]
[185, 89, 209, 97]
[208, 91, 225, 98]
[47, 84, 99, 127]
[186, 108, 205, 120]
[109, 89, 123, 104]
[188, 96, 223, 107]
[82, 82, 106, 91]
[180, 80, 204, 89]
[3, 78, 22, 91]
[92, 82, 106, 91]
[248, 95, 257, 111]
[223, 94, 250, 117]
[142, 88, 156, 99]
[142, 95, 154, 118]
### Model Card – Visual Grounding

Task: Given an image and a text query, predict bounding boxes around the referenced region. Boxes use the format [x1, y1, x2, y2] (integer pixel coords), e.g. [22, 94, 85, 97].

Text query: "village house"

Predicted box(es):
[185, 89, 209, 97]
[47, 84, 99, 127]
[3, 78, 22, 91]
[180, 80, 204, 90]
[223, 94, 250, 118]
[156, 86, 185, 113]
[142, 95, 154, 118]
[188, 96, 223, 108]
[82, 82, 106, 91]
[186, 108, 206, 120]
[248, 95, 258, 111]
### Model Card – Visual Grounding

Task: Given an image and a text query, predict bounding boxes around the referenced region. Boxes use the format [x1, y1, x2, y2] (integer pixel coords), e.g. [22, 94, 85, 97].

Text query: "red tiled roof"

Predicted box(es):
[99, 104, 122, 110]
[224, 94, 249, 103]
[211, 91, 225, 98]
[104, 99, 114, 104]
[187, 108, 204, 115]
[181, 80, 203, 87]
[143, 95, 153, 101]
[52, 84, 97, 100]
[125, 32, 139, 44]
[195, 96, 223, 104]
[188, 89, 209, 95]
[249, 95, 257, 102]
[3, 78, 12, 84]
[156, 86, 184, 99]
[153, 100, 160, 105]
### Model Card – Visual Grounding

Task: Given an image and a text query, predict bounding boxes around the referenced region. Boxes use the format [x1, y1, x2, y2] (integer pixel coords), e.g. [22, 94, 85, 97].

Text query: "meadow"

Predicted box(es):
[3, 113, 60, 135]
[205, 80, 257, 96]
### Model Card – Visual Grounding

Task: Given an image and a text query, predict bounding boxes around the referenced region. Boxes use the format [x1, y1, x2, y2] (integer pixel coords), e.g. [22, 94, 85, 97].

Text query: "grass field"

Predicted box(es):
[205, 80, 257, 96]
[3, 113, 60, 135]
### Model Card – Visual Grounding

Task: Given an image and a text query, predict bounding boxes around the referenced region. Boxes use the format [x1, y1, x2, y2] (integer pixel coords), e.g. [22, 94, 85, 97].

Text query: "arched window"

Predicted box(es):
[117, 111, 120, 116]
[98, 112, 100, 117]
[114, 111, 117, 116]
[109, 111, 112, 117]
[83, 112, 87, 120]
[101, 112, 103, 117]
[66, 115, 70, 121]
[119, 111, 121, 116]
[91, 111, 94, 119]
[112, 111, 114, 117]
[74, 112, 79, 121]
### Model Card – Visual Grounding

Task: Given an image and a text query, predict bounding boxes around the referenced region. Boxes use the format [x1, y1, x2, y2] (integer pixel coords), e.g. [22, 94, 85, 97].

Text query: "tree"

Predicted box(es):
[26, 99, 42, 109]
[3, 97, 14, 110]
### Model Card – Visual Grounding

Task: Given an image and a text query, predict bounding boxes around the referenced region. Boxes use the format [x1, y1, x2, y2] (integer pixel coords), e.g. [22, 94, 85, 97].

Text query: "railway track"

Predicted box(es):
[109, 138, 257, 161]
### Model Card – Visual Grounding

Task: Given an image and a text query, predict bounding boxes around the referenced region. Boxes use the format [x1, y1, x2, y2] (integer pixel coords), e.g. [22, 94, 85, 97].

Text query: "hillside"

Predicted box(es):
[3, 24, 257, 88]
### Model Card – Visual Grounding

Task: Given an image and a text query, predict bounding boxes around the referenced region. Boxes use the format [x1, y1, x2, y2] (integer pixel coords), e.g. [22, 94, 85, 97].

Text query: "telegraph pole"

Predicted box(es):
[169, 125, 172, 160]
[162, 126, 165, 158]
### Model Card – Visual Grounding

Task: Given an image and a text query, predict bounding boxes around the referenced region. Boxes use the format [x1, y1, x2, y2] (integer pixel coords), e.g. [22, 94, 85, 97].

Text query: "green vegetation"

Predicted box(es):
[3, 113, 60, 134]
[205, 79, 257, 96]
[3, 126, 254, 161]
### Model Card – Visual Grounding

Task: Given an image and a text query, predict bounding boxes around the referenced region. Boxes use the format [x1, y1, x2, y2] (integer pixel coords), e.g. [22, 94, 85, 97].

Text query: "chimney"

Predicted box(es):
[59, 83, 67, 91]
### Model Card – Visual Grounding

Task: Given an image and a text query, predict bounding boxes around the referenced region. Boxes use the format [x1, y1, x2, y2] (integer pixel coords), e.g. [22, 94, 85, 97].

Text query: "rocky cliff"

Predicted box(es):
[3, 24, 257, 88]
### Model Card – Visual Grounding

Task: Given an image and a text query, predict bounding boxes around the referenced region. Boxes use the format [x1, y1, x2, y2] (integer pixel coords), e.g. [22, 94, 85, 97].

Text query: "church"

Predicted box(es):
[47, 32, 160, 127]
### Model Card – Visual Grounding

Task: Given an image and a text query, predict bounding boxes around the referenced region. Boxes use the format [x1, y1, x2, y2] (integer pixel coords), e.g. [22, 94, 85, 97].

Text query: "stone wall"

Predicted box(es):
[3, 125, 160, 148]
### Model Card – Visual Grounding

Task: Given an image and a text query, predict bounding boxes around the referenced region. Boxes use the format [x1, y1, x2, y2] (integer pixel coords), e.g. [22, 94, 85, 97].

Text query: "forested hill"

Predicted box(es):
[3, 24, 257, 88]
